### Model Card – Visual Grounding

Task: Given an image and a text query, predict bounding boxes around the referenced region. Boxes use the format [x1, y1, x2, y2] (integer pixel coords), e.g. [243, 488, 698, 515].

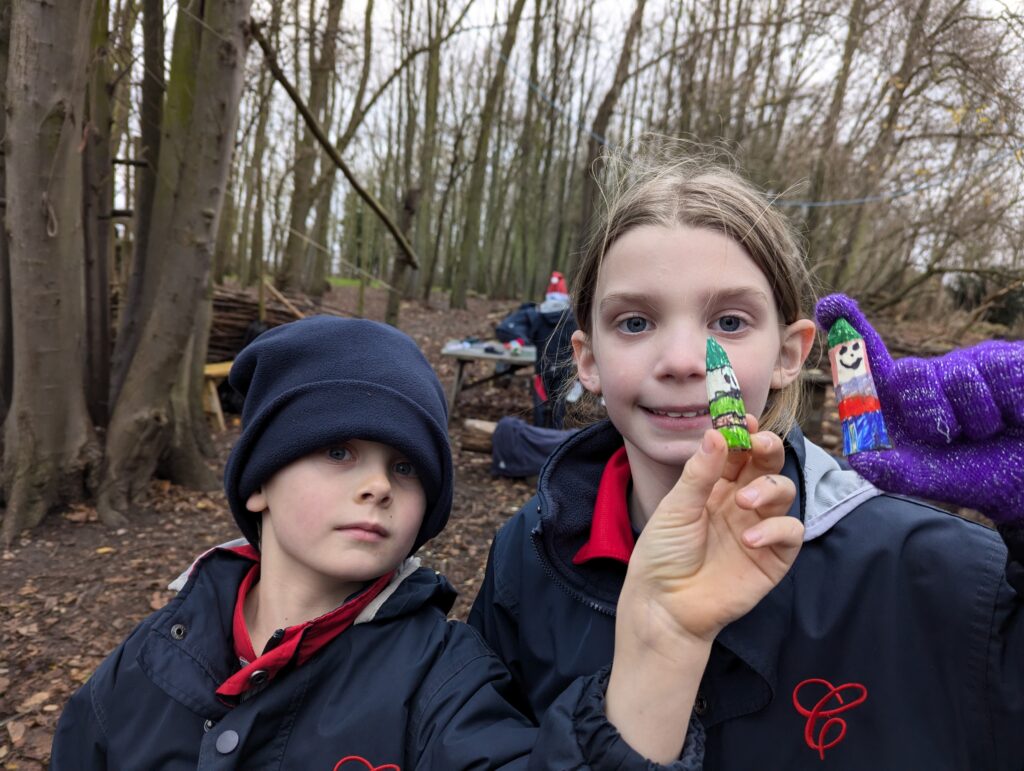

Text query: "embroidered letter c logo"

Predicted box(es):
[792, 678, 868, 760]
[333, 756, 401, 771]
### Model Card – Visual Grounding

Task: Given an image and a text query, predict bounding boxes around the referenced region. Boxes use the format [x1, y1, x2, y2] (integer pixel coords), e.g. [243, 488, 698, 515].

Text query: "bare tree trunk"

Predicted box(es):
[3, 0, 101, 543]
[213, 167, 238, 283]
[110, 0, 185, 407]
[99, 0, 252, 525]
[385, 189, 419, 326]
[804, 0, 866, 269]
[571, 0, 646, 268]
[83, 0, 113, 426]
[450, 0, 529, 309]
[0, 2, 14, 423]
[276, 0, 344, 291]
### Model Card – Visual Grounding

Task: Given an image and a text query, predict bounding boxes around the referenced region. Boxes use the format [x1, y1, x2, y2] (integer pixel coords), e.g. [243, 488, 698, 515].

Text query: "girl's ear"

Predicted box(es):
[571, 329, 601, 395]
[246, 488, 268, 514]
[772, 319, 816, 389]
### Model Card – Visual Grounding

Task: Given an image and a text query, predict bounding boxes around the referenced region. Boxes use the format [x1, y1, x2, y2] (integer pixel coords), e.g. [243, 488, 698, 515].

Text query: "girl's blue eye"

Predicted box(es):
[327, 446, 352, 462]
[394, 460, 417, 477]
[715, 315, 745, 333]
[619, 316, 649, 334]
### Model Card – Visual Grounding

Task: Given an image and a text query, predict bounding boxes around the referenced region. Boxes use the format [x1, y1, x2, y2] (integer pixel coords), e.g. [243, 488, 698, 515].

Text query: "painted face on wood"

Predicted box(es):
[830, 339, 871, 386]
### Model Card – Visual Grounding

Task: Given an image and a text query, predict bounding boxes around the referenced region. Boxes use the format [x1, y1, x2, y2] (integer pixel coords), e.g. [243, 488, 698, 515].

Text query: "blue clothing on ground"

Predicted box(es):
[469, 419, 1024, 770]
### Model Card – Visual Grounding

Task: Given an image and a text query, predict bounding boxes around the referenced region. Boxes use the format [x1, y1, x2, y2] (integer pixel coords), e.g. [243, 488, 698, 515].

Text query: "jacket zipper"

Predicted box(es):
[530, 519, 616, 618]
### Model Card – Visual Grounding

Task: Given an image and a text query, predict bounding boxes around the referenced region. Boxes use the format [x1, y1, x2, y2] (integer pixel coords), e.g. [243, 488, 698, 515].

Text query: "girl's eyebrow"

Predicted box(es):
[704, 286, 771, 309]
[598, 292, 658, 314]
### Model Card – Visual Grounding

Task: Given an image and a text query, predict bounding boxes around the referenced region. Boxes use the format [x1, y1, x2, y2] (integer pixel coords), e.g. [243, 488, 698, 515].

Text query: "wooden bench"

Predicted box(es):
[203, 361, 234, 431]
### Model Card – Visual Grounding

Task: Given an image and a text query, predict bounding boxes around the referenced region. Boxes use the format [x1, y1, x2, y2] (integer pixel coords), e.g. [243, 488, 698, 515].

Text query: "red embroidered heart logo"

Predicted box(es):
[333, 756, 401, 771]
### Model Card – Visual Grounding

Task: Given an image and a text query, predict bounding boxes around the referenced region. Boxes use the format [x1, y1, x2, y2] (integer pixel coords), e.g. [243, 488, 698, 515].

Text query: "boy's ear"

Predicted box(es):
[571, 330, 601, 395]
[772, 319, 816, 389]
[246, 488, 268, 514]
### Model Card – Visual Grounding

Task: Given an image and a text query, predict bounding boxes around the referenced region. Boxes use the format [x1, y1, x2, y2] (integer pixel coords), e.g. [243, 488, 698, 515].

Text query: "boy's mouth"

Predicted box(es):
[335, 522, 389, 539]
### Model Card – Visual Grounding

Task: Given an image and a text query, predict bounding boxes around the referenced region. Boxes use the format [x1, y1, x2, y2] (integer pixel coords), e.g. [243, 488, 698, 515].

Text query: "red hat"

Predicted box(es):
[548, 271, 568, 296]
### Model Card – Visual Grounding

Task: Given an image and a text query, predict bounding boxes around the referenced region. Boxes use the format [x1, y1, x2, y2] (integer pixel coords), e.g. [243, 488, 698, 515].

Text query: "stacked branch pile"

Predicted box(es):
[208, 285, 351, 362]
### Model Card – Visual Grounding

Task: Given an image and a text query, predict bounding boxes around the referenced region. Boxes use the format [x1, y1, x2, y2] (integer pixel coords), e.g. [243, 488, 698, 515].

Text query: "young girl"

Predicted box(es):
[469, 144, 1024, 768]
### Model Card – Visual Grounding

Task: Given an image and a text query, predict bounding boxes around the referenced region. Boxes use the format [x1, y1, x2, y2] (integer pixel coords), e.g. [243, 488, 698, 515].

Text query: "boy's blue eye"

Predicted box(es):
[394, 460, 417, 477]
[327, 446, 352, 461]
[618, 316, 649, 334]
[715, 315, 745, 333]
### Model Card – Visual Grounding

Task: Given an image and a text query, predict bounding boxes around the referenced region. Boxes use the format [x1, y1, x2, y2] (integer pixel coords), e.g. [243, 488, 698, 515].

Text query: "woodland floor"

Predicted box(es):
[0, 285, 991, 768]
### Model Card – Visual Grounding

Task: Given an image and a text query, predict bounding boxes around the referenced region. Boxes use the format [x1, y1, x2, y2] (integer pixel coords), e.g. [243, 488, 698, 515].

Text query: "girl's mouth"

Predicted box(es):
[643, 406, 709, 419]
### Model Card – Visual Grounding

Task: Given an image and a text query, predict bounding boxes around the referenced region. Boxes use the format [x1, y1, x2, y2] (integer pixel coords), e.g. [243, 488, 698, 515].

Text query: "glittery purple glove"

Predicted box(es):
[815, 294, 1024, 524]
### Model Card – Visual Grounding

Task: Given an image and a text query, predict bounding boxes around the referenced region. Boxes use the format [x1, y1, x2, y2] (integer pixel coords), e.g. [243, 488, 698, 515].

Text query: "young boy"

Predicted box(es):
[51, 316, 712, 770]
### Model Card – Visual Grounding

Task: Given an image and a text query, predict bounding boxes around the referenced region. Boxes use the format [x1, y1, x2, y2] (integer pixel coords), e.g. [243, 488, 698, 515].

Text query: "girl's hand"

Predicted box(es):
[620, 419, 804, 651]
[605, 418, 803, 761]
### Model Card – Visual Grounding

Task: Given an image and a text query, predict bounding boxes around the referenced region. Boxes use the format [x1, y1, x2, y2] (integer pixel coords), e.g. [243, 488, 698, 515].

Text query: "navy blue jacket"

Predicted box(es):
[51, 547, 696, 770]
[470, 420, 1024, 769]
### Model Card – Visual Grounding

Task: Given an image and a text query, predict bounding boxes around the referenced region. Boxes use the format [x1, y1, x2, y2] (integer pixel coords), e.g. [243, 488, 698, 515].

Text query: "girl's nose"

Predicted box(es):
[356, 463, 392, 506]
[652, 333, 707, 381]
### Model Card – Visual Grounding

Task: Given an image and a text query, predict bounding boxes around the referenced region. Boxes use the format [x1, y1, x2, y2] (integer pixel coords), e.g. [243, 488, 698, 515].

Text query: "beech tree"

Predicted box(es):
[98, 0, 253, 526]
[2, 0, 100, 543]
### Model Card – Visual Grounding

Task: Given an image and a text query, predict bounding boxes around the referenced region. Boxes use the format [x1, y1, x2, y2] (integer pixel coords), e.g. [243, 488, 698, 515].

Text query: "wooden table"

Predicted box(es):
[440, 341, 536, 420]
[202, 360, 234, 431]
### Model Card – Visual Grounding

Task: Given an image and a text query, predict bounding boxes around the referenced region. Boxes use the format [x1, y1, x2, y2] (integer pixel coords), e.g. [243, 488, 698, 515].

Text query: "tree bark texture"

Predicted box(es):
[0, 1, 14, 420]
[83, 0, 113, 426]
[110, 0, 186, 407]
[450, 0, 529, 309]
[571, 0, 646, 270]
[3, 0, 101, 543]
[276, 0, 344, 292]
[99, 0, 252, 526]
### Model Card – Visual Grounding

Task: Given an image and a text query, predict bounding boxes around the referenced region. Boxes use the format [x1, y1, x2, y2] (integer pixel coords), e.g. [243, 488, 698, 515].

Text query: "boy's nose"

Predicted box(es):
[652, 333, 707, 380]
[357, 464, 392, 505]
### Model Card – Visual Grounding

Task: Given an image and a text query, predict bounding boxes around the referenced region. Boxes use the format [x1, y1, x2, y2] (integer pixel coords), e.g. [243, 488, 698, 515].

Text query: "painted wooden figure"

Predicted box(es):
[828, 318, 892, 455]
[706, 337, 751, 451]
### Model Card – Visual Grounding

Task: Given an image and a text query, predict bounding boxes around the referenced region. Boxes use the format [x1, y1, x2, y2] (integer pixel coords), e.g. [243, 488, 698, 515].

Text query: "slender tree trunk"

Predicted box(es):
[277, 0, 344, 291]
[83, 0, 113, 426]
[572, 0, 647, 264]
[98, 0, 252, 525]
[0, 2, 14, 422]
[385, 189, 419, 326]
[110, 0, 184, 407]
[804, 0, 866, 268]
[3, 0, 101, 543]
[449, 0, 529, 309]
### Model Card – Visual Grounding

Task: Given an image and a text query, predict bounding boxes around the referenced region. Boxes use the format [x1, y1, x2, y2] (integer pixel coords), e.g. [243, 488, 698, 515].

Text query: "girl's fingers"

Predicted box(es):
[720, 415, 761, 482]
[731, 429, 787, 489]
[741, 514, 805, 551]
[657, 429, 728, 527]
[735, 474, 796, 518]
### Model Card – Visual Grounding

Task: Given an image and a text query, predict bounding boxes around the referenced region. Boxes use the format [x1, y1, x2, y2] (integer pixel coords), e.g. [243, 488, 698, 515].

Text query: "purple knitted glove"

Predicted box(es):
[815, 294, 1024, 524]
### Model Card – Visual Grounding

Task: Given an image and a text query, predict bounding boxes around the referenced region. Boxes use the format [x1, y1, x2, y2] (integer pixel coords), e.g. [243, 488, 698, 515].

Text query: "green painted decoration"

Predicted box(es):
[827, 318, 862, 349]
[706, 337, 751, 451]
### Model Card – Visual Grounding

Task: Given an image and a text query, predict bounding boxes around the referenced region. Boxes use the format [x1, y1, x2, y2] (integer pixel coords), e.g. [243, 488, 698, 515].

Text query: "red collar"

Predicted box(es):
[216, 544, 394, 701]
[572, 446, 635, 565]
